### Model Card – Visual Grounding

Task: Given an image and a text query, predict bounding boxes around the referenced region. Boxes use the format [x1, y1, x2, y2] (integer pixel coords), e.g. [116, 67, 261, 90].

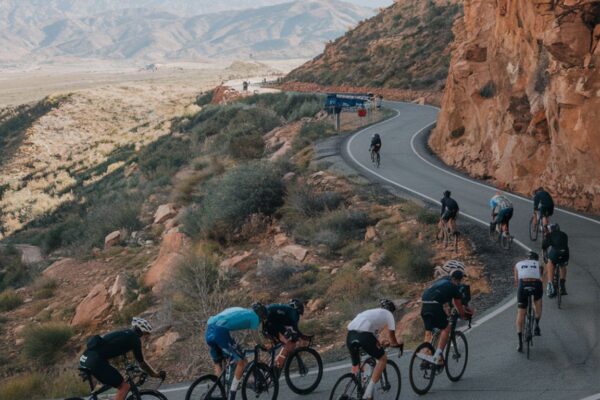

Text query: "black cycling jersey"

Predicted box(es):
[533, 190, 554, 210]
[440, 197, 459, 216]
[93, 329, 144, 362]
[263, 304, 300, 338]
[370, 136, 382, 147]
[542, 230, 568, 251]
[422, 276, 462, 305]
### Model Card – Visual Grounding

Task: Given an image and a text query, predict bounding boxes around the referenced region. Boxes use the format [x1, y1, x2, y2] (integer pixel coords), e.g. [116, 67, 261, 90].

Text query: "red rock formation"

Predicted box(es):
[430, 0, 600, 212]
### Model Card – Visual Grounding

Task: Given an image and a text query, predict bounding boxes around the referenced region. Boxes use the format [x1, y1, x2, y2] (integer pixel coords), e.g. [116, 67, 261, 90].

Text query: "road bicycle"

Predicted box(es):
[259, 334, 323, 395]
[437, 218, 458, 251]
[185, 346, 278, 400]
[329, 344, 401, 400]
[528, 212, 547, 241]
[409, 310, 470, 395]
[522, 286, 536, 359]
[66, 362, 167, 400]
[370, 147, 381, 168]
[489, 221, 512, 250]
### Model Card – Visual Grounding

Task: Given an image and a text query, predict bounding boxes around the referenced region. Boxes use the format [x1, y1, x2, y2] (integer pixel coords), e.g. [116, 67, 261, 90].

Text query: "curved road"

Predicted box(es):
[164, 101, 600, 400]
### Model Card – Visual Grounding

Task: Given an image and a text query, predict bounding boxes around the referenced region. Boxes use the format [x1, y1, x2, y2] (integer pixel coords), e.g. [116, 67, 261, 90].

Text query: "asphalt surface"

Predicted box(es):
[161, 102, 600, 400]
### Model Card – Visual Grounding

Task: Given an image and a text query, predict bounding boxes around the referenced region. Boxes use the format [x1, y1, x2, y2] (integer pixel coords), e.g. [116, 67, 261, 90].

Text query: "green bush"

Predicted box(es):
[183, 161, 285, 241]
[114, 295, 154, 324]
[417, 209, 439, 225]
[0, 370, 88, 400]
[33, 278, 58, 300]
[138, 136, 193, 181]
[228, 134, 265, 160]
[283, 186, 345, 223]
[294, 209, 370, 252]
[383, 236, 433, 282]
[0, 247, 30, 291]
[327, 267, 374, 304]
[240, 93, 323, 121]
[0, 289, 23, 312]
[23, 323, 74, 365]
[292, 121, 334, 151]
[196, 90, 214, 106]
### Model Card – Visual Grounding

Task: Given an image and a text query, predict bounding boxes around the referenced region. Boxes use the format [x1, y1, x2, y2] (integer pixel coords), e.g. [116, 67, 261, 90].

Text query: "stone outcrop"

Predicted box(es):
[430, 0, 600, 212]
[154, 203, 177, 225]
[71, 283, 111, 327]
[104, 230, 122, 248]
[145, 228, 190, 291]
[108, 273, 128, 311]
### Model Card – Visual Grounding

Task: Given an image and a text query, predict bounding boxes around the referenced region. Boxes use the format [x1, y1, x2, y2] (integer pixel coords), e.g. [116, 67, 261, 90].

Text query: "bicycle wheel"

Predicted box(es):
[376, 152, 380, 168]
[555, 267, 562, 309]
[185, 374, 225, 400]
[525, 298, 534, 360]
[489, 226, 499, 243]
[241, 362, 278, 400]
[127, 389, 168, 400]
[284, 347, 323, 395]
[529, 216, 538, 241]
[329, 372, 360, 400]
[501, 232, 511, 250]
[445, 331, 468, 382]
[409, 342, 436, 395]
[452, 231, 459, 252]
[375, 359, 401, 400]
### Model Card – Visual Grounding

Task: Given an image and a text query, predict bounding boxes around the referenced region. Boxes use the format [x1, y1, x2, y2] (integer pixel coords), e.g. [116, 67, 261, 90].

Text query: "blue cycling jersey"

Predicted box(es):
[207, 307, 259, 331]
[489, 195, 512, 213]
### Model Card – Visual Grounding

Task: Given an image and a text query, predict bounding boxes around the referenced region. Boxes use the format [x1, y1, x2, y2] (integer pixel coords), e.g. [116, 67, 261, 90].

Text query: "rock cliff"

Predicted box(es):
[430, 0, 600, 212]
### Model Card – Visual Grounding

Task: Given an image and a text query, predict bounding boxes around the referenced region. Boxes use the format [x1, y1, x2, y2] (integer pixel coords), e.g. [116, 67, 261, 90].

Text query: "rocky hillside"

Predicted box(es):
[285, 0, 462, 92]
[0, 0, 374, 62]
[430, 0, 600, 213]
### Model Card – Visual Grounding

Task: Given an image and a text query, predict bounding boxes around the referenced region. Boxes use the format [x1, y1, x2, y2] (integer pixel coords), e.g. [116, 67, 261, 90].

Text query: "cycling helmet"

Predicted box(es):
[443, 190, 451, 198]
[252, 302, 267, 319]
[444, 260, 465, 271]
[132, 317, 152, 334]
[528, 251, 539, 261]
[373, 133, 380, 138]
[379, 299, 396, 313]
[548, 223, 560, 232]
[451, 269, 465, 280]
[289, 299, 304, 316]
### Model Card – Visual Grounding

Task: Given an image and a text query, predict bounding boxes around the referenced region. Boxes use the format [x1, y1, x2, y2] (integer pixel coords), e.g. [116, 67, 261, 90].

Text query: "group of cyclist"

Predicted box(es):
[78, 182, 571, 399]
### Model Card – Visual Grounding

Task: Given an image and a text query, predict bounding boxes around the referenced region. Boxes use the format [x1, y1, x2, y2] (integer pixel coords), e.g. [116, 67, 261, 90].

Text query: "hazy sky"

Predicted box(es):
[347, 0, 394, 6]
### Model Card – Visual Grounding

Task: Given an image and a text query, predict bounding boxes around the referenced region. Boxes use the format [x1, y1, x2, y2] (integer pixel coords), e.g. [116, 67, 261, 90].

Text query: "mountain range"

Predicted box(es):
[0, 0, 376, 62]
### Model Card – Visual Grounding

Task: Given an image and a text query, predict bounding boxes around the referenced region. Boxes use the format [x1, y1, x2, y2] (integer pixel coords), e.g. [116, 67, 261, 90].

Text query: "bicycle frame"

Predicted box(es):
[78, 363, 152, 400]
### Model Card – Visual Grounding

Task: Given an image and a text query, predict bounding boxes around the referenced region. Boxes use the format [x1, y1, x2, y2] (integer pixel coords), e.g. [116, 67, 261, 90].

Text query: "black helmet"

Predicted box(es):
[528, 251, 539, 261]
[289, 299, 304, 315]
[379, 299, 396, 313]
[443, 190, 451, 197]
[548, 223, 560, 233]
[451, 269, 465, 280]
[374, 133, 380, 138]
[251, 302, 267, 319]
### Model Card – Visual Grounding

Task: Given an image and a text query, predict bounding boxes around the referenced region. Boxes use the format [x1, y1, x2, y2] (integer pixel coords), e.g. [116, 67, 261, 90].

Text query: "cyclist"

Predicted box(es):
[420, 269, 472, 365]
[489, 191, 514, 236]
[256, 299, 305, 368]
[533, 187, 554, 234]
[78, 317, 165, 400]
[542, 223, 570, 297]
[440, 190, 459, 234]
[514, 251, 543, 352]
[369, 133, 382, 160]
[346, 299, 402, 400]
[206, 306, 260, 400]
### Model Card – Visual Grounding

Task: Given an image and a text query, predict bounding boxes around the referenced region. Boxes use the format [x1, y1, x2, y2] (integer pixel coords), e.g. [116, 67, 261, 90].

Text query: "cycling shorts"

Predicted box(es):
[421, 303, 448, 331]
[442, 209, 458, 222]
[346, 330, 384, 366]
[79, 350, 123, 388]
[548, 247, 569, 266]
[495, 207, 513, 225]
[537, 204, 554, 217]
[517, 281, 543, 309]
[265, 323, 299, 342]
[205, 324, 244, 363]
[372, 144, 381, 152]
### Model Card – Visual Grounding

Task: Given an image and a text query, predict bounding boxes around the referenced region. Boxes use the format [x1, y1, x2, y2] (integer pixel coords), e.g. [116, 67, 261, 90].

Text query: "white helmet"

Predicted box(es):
[132, 317, 152, 334]
[442, 260, 465, 275]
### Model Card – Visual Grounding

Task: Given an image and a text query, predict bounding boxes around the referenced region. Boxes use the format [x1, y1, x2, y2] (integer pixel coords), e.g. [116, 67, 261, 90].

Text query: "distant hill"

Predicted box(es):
[0, 0, 375, 63]
[285, 0, 462, 91]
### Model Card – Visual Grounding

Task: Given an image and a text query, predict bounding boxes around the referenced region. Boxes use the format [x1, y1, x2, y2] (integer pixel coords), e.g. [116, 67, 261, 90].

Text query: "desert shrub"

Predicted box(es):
[240, 93, 323, 121]
[0, 370, 87, 400]
[479, 81, 496, 98]
[114, 295, 154, 324]
[417, 209, 439, 225]
[23, 323, 73, 365]
[0, 247, 30, 291]
[196, 90, 214, 106]
[0, 373, 44, 400]
[293, 121, 334, 151]
[33, 278, 58, 300]
[383, 236, 433, 282]
[185, 162, 285, 241]
[228, 134, 265, 159]
[255, 258, 303, 289]
[0, 289, 23, 312]
[137, 136, 193, 181]
[327, 267, 374, 304]
[294, 209, 370, 252]
[283, 186, 345, 225]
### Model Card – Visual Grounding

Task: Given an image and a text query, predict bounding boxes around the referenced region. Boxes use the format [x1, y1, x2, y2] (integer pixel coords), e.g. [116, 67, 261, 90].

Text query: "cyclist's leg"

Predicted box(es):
[533, 281, 543, 333]
[546, 258, 556, 295]
[215, 326, 246, 392]
[275, 327, 297, 368]
[206, 324, 225, 375]
[516, 284, 527, 350]
[359, 332, 386, 398]
[346, 331, 362, 374]
[425, 305, 449, 363]
[86, 354, 128, 400]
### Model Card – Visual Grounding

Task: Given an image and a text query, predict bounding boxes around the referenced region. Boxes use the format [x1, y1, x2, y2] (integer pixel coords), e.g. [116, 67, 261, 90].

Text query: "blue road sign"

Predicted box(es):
[325, 93, 370, 109]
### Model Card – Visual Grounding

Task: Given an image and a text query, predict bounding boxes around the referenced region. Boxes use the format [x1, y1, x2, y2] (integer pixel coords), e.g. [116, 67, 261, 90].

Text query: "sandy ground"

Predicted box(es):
[0, 59, 306, 106]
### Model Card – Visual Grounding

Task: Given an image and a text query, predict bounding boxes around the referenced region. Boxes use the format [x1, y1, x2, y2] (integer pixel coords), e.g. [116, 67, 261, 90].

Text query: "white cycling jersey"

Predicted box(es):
[515, 260, 542, 280]
[347, 308, 395, 334]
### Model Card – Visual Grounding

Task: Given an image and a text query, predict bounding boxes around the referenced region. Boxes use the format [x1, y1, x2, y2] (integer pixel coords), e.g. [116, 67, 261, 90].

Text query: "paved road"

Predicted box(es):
[162, 101, 600, 400]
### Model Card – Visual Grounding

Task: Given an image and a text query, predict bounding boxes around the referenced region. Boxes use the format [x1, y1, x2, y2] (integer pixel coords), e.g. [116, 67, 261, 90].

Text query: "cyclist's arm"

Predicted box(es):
[133, 343, 161, 378]
[533, 193, 540, 211]
[440, 200, 445, 216]
[452, 298, 469, 319]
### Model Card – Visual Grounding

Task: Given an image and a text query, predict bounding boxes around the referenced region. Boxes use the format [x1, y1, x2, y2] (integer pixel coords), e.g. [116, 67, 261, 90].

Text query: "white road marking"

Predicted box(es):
[579, 394, 600, 400]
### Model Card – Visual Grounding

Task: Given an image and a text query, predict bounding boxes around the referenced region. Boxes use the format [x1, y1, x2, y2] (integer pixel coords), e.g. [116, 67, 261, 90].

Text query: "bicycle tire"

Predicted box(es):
[501, 232, 511, 250]
[529, 216, 538, 241]
[409, 342, 436, 395]
[185, 374, 225, 400]
[489, 227, 499, 243]
[241, 362, 278, 400]
[445, 331, 468, 382]
[376, 359, 401, 400]
[284, 347, 323, 395]
[526, 296, 534, 360]
[555, 266, 562, 309]
[329, 372, 360, 400]
[127, 389, 168, 400]
[376, 152, 381, 168]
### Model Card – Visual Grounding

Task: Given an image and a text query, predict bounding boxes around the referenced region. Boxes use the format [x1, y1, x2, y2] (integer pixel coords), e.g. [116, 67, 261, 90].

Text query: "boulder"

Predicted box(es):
[108, 274, 129, 311]
[71, 284, 111, 327]
[153, 330, 181, 357]
[104, 231, 122, 249]
[220, 251, 252, 272]
[364, 226, 378, 242]
[145, 229, 190, 290]
[280, 245, 308, 261]
[282, 172, 296, 183]
[543, 20, 592, 67]
[306, 298, 325, 313]
[154, 204, 177, 225]
[274, 233, 288, 247]
[359, 262, 376, 274]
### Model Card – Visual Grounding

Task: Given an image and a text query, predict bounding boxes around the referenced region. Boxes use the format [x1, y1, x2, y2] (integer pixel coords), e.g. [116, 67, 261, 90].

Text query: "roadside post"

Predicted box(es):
[325, 93, 370, 131]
